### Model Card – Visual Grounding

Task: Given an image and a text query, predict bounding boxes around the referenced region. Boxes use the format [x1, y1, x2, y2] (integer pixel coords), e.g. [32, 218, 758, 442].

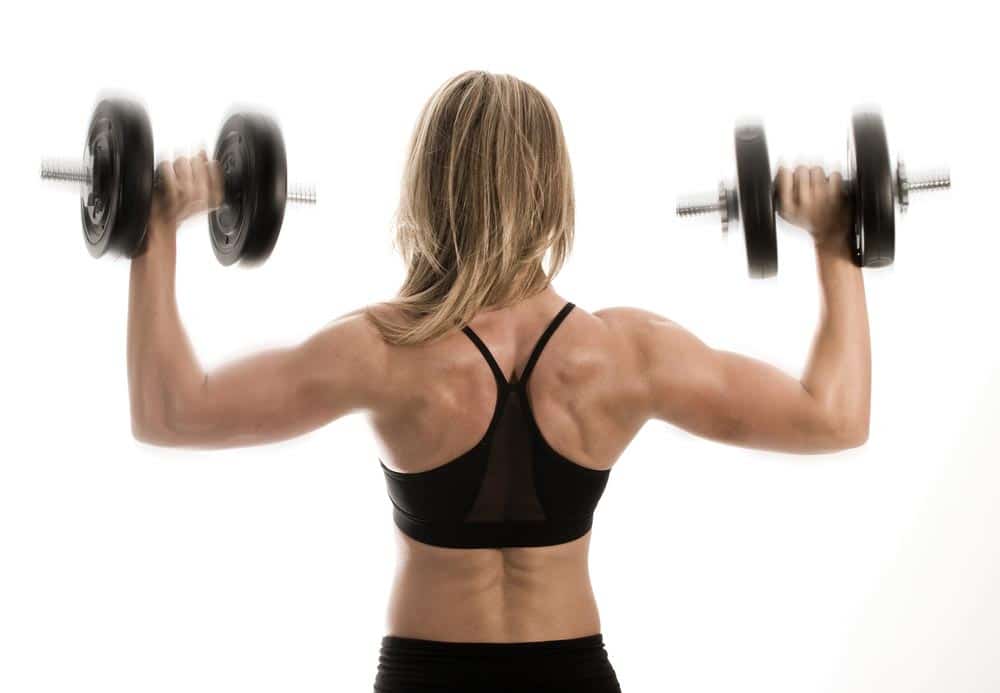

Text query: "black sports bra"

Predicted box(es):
[380, 302, 611, 549]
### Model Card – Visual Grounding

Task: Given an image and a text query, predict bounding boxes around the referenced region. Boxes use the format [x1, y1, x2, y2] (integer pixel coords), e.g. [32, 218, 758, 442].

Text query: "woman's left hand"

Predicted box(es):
[149, 151, 224, 232]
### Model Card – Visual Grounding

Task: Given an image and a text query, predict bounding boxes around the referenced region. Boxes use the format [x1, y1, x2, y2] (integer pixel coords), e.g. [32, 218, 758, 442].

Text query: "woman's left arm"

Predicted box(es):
[127, 153, 389, 448]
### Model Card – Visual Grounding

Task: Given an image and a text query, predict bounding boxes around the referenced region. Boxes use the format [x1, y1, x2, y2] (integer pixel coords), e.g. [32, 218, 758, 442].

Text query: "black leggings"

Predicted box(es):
[374, 633, 622, 692]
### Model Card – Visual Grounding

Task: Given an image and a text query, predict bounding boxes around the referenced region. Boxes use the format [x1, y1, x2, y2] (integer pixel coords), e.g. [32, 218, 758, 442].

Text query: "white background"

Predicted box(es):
[2, 2, 997, 691]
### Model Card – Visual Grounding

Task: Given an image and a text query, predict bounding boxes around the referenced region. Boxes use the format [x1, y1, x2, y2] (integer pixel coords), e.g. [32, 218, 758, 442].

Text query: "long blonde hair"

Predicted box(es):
[368, 71, 575, 345]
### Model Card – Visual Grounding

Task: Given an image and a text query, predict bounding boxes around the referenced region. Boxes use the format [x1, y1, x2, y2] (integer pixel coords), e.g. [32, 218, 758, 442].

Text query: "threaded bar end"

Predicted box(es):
[40, 159, 90, 184]
[905, 170, 951, 193]
[287, 185, 316, 204]
[677, 195, 723, 217]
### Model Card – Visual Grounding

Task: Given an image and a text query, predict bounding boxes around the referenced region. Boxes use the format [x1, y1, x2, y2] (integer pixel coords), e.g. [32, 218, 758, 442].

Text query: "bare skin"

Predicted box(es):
[128, 155, 869, 643]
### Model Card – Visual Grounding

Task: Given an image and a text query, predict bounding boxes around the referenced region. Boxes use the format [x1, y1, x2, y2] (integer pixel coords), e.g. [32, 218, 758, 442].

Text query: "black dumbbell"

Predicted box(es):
[40, 98, 316, 265]
[675, 111, 950, 278]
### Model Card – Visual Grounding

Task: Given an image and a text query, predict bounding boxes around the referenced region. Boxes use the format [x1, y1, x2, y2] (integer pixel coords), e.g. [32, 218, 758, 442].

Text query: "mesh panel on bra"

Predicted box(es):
[463, 381, 547, 523]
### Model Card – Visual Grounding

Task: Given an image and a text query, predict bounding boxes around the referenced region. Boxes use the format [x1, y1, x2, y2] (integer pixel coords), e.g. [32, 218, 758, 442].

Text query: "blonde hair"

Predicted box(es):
[368, 71, 574, 345]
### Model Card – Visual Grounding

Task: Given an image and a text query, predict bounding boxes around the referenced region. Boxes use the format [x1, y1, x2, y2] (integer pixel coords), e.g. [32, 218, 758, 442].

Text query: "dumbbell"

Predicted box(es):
[40, 98, 316, 265]
[675, 111, 950, 278]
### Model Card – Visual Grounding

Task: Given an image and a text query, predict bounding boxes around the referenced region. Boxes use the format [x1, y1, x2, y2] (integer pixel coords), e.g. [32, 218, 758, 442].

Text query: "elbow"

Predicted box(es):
[828, 413, 870, 451]
[131, 411, 183, 447]
[129, 390, 162, 445]
[129, 388, 197, 448]
[131, 417, 162, 445]
[838, 423, 869, 450]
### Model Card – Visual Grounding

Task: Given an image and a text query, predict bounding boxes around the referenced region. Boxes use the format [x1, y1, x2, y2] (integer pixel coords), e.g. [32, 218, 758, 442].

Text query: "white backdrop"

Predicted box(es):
[2, 2, 997, 691]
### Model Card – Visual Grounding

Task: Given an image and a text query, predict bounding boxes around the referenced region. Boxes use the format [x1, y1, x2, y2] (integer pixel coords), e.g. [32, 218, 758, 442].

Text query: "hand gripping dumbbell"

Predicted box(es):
[675, 111, 950, 278]
[40, 98, 316, 265]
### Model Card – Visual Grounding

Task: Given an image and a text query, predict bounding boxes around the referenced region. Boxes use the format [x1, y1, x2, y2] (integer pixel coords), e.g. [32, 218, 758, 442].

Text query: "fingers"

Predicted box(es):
[201, 152, 225, 209]
[189, 150, 224, 210]
[156, 158, 177, 192]
[189, 154, 208, 205]
[809, 166, 826, 189]
[774, 163, 841, 233]
[173, 156, 193, 188]
[155, 159, 179, 209]
[794, 166, 812, 208]
[154, 151, 223, 223]
[190, 150, 224, 210]
[828, 170, 844, 198]
[775, 166, 795, 215]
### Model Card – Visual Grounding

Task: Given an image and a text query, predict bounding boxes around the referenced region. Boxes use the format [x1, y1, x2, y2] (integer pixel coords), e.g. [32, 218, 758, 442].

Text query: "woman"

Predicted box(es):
[127, 71, 870, 692]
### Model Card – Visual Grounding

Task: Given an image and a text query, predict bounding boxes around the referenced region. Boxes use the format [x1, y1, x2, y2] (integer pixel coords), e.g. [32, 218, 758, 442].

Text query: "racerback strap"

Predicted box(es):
[461, 302, 575, 386]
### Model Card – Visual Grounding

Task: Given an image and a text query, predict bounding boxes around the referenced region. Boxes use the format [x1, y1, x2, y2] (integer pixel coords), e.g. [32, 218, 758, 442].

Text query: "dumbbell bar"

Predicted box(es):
[40, 98, 316, 266]
[40, 161, 317, 200]
[675, 111, 950, 278]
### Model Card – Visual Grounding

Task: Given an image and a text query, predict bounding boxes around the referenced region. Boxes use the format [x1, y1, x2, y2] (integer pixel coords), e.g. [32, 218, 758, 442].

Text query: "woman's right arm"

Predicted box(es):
[601, 165, 871, 453]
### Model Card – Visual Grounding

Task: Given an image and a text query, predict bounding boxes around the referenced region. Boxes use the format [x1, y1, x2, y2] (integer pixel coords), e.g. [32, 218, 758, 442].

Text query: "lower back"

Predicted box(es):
[385, 530, 601, 642]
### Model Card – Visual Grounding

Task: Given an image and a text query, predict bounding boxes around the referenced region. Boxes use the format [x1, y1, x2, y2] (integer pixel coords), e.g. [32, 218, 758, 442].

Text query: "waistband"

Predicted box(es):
[380, 633, 605, 656]
[375, 633, 620, 691]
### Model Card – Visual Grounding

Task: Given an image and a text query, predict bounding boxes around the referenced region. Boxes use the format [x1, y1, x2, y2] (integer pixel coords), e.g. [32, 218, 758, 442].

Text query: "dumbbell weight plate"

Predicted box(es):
[209, 113, 288, 266]
[849, 112, 895, 268]
[734, 124, 778, 278]
[81, 99, 154, 258]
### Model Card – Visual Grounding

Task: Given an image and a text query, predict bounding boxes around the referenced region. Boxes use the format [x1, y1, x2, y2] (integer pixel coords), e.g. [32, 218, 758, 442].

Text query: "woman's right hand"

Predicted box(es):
[149, 151, 225, 233]
[775, 165, 851, 250]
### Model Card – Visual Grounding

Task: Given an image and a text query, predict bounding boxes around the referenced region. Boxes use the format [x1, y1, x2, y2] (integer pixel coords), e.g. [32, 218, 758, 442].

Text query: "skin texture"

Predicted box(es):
[128, 155, 870, 642]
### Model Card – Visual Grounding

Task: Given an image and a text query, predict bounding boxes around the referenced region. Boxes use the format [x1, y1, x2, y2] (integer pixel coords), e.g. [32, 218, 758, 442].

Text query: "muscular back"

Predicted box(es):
[369, 289, 645, 641]
[372, 290, 644, 478]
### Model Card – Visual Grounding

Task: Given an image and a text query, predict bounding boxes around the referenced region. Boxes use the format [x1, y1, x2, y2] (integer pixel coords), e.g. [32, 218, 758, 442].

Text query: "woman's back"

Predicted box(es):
[123, 71, 869, 691]
[371, 287, 641, 642]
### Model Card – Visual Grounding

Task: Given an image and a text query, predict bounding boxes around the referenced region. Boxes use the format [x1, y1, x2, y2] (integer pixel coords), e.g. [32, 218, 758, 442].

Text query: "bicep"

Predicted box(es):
[617, 310, 839, 453]
[167, 313, 387, 448]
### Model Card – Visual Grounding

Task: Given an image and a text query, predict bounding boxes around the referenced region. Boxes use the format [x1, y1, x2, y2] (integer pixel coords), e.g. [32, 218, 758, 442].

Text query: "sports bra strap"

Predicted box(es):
[461, 301, 576, 386]
[461, 325, 508, 385]
[520, 302, 575, 384]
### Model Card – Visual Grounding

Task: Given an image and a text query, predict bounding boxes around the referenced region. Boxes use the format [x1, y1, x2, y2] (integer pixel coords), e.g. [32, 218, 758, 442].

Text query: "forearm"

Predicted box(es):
[801, 232, 872, 443]
[127, 223, 204, 438]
